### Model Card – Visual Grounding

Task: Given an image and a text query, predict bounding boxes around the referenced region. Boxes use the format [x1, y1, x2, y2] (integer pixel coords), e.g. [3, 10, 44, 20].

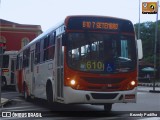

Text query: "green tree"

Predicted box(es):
[134, 20, 160, 79]
[134, 21, 160, 63]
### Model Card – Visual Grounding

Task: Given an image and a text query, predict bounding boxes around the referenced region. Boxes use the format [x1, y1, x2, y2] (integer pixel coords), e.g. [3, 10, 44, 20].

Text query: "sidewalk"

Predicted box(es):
[138, 86, 160, 92]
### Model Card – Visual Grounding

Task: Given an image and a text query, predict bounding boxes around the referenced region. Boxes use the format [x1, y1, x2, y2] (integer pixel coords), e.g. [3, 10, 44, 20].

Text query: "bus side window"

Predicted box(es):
[43, 36, 50, 61]
[31, 52, 34, 72]
[16, 55, 20, 70]
[35, 42, 40, 64]
[22, 51, 25, 68]
[43, 32, 56, 61]
[62, 33, 66, 46]
[23, 48, 30, 68]
[48, 32, 55, 60]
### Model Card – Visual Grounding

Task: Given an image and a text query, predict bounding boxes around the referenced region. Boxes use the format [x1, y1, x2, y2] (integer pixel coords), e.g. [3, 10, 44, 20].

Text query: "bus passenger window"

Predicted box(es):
[16, 55, 19, 70]
[35, 42, 40, 64]
[48, 32, 55, 60]
[50, 32, 55, 45]
[48, 32, 56, 59]
[23, 48, 30, 68]
[43, 36, 50, 61]
[48, 46, 55, 60]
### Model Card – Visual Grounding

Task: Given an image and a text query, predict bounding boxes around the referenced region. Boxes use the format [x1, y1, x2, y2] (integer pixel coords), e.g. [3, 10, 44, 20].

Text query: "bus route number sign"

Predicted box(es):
[82, 21, 118, 30]
[86, 61, 104, 71]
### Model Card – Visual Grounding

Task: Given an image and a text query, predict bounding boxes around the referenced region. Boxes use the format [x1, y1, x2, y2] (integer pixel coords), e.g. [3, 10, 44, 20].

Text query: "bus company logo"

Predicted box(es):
[2, 112, 11, 117]
[142, 2, 158, 14]
[2, 112, 42, 118]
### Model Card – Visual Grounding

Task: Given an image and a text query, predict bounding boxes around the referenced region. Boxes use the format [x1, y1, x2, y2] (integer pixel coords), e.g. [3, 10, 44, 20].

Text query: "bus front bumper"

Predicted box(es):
[63, 87, 137, 104]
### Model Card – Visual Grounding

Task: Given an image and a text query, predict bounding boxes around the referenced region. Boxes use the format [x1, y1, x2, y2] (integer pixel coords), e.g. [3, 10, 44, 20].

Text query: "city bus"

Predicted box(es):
[16, 15, 142, 111]
[1, 51, 18, 88]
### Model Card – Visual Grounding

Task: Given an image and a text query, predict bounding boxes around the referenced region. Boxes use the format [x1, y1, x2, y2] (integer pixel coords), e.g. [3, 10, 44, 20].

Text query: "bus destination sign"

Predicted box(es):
[82, 21, 119, 30]
[66, 16, 127, 31]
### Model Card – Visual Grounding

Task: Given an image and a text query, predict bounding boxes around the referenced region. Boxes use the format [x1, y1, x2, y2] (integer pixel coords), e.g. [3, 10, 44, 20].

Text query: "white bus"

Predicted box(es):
[16, 16, 142, 111]
[1, 51, 18, 88]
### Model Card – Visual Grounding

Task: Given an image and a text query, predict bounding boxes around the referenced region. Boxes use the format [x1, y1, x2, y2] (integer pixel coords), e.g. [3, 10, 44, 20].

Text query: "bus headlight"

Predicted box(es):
[70, 79, 76, 85]
[126, 80, 137, 90]
[130, 80, 136, 86]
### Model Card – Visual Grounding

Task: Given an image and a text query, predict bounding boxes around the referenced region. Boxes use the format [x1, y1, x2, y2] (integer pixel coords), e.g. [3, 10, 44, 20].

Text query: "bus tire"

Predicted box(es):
[46, 81, 53, 105]
[104, 103, 112, 112]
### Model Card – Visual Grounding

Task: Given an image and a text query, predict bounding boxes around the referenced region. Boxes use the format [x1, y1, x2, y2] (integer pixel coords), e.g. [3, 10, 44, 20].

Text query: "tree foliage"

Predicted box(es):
[134, 20, 160, 68]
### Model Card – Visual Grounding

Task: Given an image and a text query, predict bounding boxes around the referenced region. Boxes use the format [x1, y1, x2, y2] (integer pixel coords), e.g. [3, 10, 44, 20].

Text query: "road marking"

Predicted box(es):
[7, 108, 49, 111]
[2, 92, 18, 95]
[11, 99, 24, 101]
[1, 106, 35, 110]
[2, 107, 49, 112]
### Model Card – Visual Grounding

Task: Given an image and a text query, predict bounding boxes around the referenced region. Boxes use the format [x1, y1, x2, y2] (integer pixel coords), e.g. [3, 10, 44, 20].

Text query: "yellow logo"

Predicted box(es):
[142, 2, 158, 14]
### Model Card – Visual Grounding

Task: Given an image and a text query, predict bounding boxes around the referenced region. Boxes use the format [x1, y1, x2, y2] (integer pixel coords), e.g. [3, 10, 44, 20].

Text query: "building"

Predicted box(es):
[0, 19, 42, 51]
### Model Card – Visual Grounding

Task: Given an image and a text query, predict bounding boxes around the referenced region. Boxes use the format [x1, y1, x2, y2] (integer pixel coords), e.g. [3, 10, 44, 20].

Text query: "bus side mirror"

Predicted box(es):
[137, 39, 143, 59]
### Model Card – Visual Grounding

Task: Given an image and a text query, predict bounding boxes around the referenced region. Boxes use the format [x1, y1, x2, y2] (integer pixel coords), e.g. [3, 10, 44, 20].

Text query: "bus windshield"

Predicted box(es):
[67, 32, 137, 73]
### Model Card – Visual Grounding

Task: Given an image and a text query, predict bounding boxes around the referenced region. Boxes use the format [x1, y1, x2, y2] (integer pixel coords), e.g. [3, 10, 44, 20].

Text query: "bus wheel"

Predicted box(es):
[46, 83, 53, 105]
[104, 103, 112, 112]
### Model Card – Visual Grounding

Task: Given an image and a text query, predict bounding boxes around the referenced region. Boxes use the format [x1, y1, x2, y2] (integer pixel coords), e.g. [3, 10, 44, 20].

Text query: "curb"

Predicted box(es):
[138, 83, 160, 87]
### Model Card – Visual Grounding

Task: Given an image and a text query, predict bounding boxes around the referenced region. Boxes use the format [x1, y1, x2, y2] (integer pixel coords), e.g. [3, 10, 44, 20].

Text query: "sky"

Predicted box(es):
[0, 0, 159, 31]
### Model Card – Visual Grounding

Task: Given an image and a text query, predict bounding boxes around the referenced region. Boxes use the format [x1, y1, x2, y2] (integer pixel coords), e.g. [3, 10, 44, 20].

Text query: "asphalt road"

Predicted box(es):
[0, 86, 160, 120]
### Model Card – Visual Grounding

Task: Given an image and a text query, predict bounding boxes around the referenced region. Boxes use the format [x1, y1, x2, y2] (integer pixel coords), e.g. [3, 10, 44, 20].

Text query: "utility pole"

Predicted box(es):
[0, 0, 2, 107]
[138, 0, 141, 39]
[0, 47, 2, 107]
[150, 0, 160, 93]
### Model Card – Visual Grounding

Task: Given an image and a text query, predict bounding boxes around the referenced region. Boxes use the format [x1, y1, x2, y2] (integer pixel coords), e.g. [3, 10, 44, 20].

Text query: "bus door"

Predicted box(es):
[55, 35, 64, 99]
[30, 51, 35, 95]
[11, 58, 16, 84]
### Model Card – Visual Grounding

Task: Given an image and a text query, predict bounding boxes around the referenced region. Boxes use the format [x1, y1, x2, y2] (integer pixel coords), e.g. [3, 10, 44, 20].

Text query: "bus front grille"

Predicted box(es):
[81, 77, 124, 84]
[87, 85, 120, 91]
[91, 93, 118, 99]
